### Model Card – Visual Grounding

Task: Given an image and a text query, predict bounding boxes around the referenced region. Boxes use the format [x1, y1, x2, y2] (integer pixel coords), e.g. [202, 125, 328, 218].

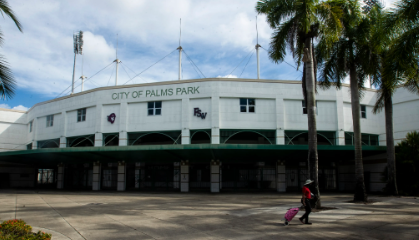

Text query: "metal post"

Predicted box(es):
[80, 75, 86, 92]
[114, 59, 121, 86]
[177, 46, 182, 80]
[71, 53, 77, 94]
[256, 44, 261, 79]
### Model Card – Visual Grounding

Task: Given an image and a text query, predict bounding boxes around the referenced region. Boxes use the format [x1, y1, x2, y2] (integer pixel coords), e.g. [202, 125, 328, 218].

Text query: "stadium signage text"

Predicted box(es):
[111, 87, 200, 100]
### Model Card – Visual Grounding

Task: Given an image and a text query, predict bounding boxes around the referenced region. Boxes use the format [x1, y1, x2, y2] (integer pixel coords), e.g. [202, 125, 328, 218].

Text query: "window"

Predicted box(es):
[77, 108, 86, 122]
[240, 98, 255, 113]
[46, 115, 54, 127]
[302, 100, 318, 114]
[361, 105, 367, 119]
[302, 100, 307, 114]
[148, 101, 162, 116]
[29, 121, 33, 132]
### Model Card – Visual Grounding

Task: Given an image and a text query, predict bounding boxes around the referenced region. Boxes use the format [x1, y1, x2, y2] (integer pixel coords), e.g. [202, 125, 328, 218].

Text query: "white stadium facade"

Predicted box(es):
[0, 78, 418, 193]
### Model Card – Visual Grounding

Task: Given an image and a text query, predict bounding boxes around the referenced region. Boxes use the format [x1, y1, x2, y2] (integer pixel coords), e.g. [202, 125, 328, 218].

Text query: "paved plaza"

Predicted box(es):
[0, 190, 418, 240]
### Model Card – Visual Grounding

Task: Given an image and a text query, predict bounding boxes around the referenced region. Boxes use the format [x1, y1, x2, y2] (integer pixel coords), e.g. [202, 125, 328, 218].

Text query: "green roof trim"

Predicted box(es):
[0, 144, 386, 167]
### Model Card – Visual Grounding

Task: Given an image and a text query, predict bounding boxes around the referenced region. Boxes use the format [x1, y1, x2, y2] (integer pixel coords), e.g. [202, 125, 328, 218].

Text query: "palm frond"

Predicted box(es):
[0, 55, 16, 100]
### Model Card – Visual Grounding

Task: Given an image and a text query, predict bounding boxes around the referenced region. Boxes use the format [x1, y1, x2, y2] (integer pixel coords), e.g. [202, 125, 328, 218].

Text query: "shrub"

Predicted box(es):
[0, 219, 51, 240]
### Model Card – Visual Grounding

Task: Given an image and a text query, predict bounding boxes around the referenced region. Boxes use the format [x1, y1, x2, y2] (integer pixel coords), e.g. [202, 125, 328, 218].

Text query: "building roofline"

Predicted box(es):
[0, 107, 27, 113]
[28, 78, 377, 113]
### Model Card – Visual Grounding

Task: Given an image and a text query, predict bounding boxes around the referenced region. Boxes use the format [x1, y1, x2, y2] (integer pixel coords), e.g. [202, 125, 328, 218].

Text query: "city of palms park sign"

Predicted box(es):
[111, 87, 200, 100]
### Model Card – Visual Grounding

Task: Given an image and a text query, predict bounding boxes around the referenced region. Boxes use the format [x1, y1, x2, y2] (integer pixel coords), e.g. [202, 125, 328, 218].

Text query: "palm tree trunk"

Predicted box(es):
[304, 38, 321, 208]
[384, 93, 398, 195]
[349, 64, 368, 202]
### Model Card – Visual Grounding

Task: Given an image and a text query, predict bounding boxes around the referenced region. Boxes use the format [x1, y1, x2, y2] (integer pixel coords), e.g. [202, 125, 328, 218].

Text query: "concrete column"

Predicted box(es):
[211, 94, 220, 144]
[94, 132, 102, 147]
[95, 104, 103, 133]
[181, 98, 190, 144]
[92, 162, 101, 191]
[32, 118, 38, 149]
[210, 160, 221, 193]
[211, 128, 220, 144]
[119, 131, 127, 146]
[32, 140, 38, 150]
[119, 102, 128, 133]
[276, 129, 285, 145]
[180, 160, 189, 192]
[277, 160, 286, 192]
[59, 137, 66, 148]
[60, 111, 67, 148]
[57, 163, 64, 189]
[117, 161, 126, 191]
[174, 162, 180, 189]
[276, 97, 285, 144]
[335, 89, 345, 145]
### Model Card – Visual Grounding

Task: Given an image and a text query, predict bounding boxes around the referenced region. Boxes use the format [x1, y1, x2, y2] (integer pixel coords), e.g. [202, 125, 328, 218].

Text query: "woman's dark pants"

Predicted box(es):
[300, 198, 312, 223]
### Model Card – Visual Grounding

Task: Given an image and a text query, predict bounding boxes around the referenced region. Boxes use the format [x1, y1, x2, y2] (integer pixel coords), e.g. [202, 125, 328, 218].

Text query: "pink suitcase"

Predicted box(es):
[284, 207, 300, 226]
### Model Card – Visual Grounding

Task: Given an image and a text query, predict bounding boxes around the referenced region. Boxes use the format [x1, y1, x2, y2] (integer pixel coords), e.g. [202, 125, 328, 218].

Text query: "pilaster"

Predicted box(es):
[276, 97, 285, 145]
[180, 160, 189, 192]
[210, 160, 221, 193]
[335, 89, 345, 145]
[117, 161, 126, 191]
[59, 137, 66, 148]
[94, 133, 102, 147]
[182, 98, 190, 144]
[119, 102, 128, 146]
[211, 94, 220, 144]
[276, 160, 286, 192]
[92, 162, 101, 191]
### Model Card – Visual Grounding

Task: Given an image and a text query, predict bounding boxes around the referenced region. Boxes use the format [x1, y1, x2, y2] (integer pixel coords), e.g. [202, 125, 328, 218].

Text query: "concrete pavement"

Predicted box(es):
[0, 190, 418, 240]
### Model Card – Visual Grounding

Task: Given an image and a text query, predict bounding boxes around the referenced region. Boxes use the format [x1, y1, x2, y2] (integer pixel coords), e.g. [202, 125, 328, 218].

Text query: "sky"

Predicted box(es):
[0, 0, 399, 111]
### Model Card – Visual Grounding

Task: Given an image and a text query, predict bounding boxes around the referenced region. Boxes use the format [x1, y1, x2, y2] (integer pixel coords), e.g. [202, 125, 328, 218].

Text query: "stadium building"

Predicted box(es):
[0, 78, 418, 193]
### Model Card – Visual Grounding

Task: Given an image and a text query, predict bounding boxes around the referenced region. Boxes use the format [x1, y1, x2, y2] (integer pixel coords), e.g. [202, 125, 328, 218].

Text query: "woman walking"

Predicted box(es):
[299, 179, 313, 225]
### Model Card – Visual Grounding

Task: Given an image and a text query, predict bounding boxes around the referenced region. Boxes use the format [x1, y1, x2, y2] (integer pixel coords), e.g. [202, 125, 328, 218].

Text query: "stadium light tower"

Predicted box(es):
[72, 31, 83, 94]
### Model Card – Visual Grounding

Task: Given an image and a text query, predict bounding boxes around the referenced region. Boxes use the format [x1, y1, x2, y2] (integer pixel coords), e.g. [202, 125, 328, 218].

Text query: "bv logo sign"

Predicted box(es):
[194, 108, 207, 119]
[107, 113, 116, 124]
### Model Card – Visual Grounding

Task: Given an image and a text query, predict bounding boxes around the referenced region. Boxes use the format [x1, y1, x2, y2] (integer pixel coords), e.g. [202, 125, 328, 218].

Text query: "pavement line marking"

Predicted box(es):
[38, 194, 87, 240]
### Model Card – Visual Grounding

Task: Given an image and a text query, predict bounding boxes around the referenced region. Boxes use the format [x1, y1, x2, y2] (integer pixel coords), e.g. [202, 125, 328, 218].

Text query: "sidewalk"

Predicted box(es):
[0, 190, 418, 240]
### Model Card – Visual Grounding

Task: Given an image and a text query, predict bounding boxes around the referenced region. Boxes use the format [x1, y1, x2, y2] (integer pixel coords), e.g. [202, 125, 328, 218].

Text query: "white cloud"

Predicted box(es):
[0, 103, 29, 111]
[12, 105, 29, 111]
[0, 104, 11, 109]
[1, 0, 302, 100]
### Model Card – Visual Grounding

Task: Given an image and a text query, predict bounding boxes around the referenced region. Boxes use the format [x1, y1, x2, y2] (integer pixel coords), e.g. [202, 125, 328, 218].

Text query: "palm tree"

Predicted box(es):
[384, 0, 419, 92]
[316, 0, 369, 201]
[256, 0, 343, 207]
[361, 5, 399, 195]
[0, 0, 23, 100]
[367, 0, 419, 195]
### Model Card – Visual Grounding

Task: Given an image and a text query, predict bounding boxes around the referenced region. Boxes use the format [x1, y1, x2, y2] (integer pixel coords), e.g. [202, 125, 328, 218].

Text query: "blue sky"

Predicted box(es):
[0, 0, 397, 111]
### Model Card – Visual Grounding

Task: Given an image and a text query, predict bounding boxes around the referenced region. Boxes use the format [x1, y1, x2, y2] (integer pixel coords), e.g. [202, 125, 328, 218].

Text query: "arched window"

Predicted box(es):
[190, 130, 211, 144]
[129, 132, 181, 146]
[68, 135, 95, 147]
[104, 134, 119, 146]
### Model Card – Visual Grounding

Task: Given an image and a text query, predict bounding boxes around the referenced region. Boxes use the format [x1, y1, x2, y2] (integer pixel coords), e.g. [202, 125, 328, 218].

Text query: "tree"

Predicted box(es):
[395, 131, 419, 195]
[362, 5, 399, 195]
[0, 0, 23, 100]
[256, 0, 343, 207]
[316, 0, 369, 201]
[384, 0, 419, 93]
[366, 1, 419, 195]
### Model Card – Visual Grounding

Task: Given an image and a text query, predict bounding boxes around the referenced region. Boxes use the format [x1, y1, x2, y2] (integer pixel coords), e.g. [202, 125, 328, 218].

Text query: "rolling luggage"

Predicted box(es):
[284, 207, 300, 226]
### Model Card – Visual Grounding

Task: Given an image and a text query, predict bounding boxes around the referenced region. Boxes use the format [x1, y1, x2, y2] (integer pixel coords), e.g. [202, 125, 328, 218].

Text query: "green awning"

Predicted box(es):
[0, 144, 386, 167]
